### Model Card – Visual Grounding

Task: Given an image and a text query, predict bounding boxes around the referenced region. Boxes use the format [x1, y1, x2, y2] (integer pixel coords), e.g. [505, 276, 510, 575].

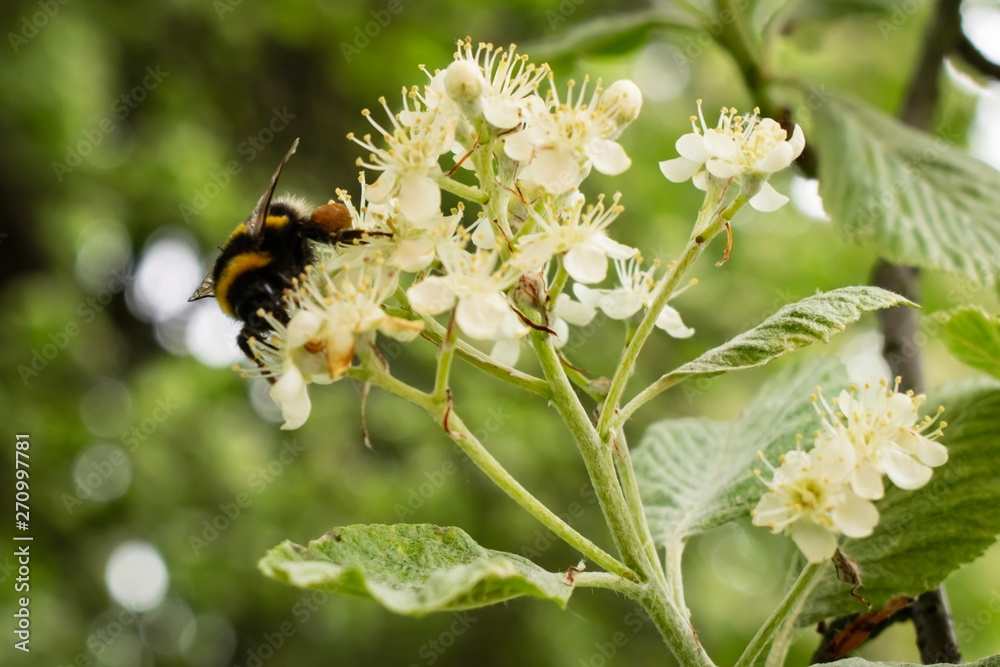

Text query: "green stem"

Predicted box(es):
[436, 175, 488, 205]
[532, 332, 651, 576]
[613, 426, 666, 589]
[596, 213, 724, 440]
[432, 310, 458, 401]
[357, 357, 628, 579]
[736, 561, 825, 667]
[572, 572, 644, 596]
[637, 584, 716, 666]
[614, 372, 685, 430]
[393, 289, 551, 397]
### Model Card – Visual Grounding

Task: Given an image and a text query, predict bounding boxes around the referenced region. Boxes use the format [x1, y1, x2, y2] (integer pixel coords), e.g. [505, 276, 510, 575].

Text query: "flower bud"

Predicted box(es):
[444, 60, 484, 112]
[598, 79, 643, 138]
[512, 270, 548, 313]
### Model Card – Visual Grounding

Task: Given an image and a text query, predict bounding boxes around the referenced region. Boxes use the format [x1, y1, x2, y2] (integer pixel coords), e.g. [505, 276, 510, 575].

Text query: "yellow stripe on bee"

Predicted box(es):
[224, 215, 289, 243]
[215, 251, 272, 316]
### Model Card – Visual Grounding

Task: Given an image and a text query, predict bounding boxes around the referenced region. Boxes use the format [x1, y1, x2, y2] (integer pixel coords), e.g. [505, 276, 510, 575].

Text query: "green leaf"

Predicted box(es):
[259, 524, 574, 615]
[935, 306, 1000, 378]
[664, 286, 913, 382]
[817, 654, 1000, 667]
[801, 379, 1000, 624]
[778, 0, 897, 24]
[635, 357, 849, 548]
[524, 9, 692, 60]
[814, 92, 1000, 282]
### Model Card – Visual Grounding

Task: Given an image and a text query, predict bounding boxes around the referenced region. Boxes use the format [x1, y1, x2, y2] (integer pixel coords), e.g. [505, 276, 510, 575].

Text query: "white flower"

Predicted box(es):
[752, 440, 879, 563]
[573, 258, 695, 338]
[242, 307, 334, 431]
[504, 76, 634, 195]
[330, 176, 462, 273]
[551, 292, 596, 347]
[659, 101, 805, 211]
[450, 38, 549, 129]
[813, 379, 948, 500]
[349, 91, 457, 222]
[246, 268, 423, 430]
[595, 79, 643, 139]
[512, 193, 637, 284]
[407, 242, 525, 341]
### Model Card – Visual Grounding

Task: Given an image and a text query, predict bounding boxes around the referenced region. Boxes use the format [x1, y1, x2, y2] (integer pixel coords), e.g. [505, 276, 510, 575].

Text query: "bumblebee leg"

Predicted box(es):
[237, 327, 273, 381]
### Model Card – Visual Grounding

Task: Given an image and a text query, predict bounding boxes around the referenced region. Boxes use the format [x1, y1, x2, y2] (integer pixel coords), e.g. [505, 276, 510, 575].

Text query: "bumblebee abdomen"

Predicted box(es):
[214, 251, 274, 317]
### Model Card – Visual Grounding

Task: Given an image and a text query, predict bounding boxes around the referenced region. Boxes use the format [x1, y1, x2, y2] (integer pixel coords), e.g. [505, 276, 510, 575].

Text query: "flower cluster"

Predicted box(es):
[236, 39, 696, 428]
[752, 379, 947, 563]
[659, 101, 805, 212]
[239, 39, 712, 429]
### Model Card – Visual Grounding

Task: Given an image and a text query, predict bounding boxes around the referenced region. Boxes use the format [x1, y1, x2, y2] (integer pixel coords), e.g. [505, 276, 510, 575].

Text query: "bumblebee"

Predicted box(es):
[188, 139, 378, 362]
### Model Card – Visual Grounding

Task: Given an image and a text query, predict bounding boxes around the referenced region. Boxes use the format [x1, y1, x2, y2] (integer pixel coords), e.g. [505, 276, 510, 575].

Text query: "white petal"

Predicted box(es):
[753, 142, 793, 174]
[564, 243, 609, 285]
[552, 318, 570, 347]
[587, 139, 631, 175]
[851, 463, 886, 500]
[788, 125, 806, 159]
[366, 171, 396, 204]
[654, 306, 695, 338]
[285, 311, 324, 348]
[483, 96, 521, 130]
[591, 234, 639, 261]
[272, 363, 305, 402]
[398, 174, 441, 222]
[880, 447, 933, 490]
[455, 292, 508, 340]
[555, 293, 596, 326]
[692, 170, 710, 191]
[503, 129, 535, 161]
[789, 522, 838, 563]
[393, 238, 436, 272]
[884, 393, 918, 429]
[599, 291, 643, 320]
[490, 337, 521, 367]
[572, 283, 605, 309]
[378, 316, 424, 342]
[525, 147, 581, 195]
[703, 130, 740, 163]
[832, 492, 880, 538]
[271, 367, 311, 431]
[675, 132, 710, 162]
[749, 181, 789, 212]
[706, 157, 742, 179]
[914, 435, 948, 467]
[472, 219, 497, 250]
[407, 277, 456, 315]
[659, 157, 701, 183]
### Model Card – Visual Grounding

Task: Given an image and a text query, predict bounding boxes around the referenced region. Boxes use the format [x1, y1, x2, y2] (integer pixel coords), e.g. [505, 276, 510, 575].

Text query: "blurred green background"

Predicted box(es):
[3, 0, 1000, 665]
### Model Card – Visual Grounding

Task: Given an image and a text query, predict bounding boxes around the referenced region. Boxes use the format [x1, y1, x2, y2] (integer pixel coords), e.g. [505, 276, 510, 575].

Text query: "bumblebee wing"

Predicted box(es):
[188, 272, 216, 301]
[246, 138, 300, 238]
